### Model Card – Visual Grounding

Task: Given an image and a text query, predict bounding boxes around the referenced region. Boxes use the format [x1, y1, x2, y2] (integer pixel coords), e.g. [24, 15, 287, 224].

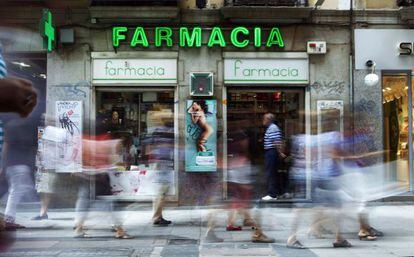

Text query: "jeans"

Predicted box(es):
[264, 149, 279, 198]
[4, 165, 34, 222]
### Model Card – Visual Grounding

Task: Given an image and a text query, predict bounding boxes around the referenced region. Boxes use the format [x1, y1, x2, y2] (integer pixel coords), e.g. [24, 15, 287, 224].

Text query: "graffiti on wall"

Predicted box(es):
[311, 81, 346, 95]
[49, 81, 89, 100]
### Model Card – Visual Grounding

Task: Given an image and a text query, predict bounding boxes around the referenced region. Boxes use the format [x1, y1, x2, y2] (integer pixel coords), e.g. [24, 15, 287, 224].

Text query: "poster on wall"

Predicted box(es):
[55, 101, 82, 173]
[185, 100, 217, 172]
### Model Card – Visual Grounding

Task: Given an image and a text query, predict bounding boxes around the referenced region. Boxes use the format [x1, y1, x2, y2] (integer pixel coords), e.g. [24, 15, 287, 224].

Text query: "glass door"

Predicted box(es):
[226, 87, 306, 200]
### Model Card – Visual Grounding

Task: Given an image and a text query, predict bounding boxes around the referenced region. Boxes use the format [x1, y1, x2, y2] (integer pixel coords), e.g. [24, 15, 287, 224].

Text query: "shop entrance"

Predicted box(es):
[226, 87, 306, 200]
[94, 88, 177, 199]
[382, 72, 414, 191]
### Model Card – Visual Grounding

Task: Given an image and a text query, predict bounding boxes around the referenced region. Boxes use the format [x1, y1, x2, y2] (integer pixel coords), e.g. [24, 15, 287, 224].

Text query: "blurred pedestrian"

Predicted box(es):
[226, 120, 275, 243]
[74, 133, 133, 239]
[142, 110, 174, 226]
[0, 43, 38, 230]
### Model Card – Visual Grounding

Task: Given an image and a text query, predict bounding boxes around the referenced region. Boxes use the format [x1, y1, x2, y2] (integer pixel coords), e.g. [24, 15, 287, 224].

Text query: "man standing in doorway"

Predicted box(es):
[262, 113, 285, 201]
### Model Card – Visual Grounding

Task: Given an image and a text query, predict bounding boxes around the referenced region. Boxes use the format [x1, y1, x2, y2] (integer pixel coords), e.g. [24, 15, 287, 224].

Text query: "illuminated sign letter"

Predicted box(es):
[113, 27, 127, 47]
[155, 27, 173, 47]
[254, 27, 261, 48]
[179, 27, 202, 47]
[207, 27, 226, 47]
[266, 28, 284, 48]
[230, 27, 249, 48]
[131, 27, 149, 47]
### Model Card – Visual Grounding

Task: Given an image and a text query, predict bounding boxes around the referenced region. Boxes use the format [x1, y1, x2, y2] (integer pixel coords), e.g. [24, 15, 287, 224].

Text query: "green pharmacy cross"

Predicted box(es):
[40, 9, 55, 52]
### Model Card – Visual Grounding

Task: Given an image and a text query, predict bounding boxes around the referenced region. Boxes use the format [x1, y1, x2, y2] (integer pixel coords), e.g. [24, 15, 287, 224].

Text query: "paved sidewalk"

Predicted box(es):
[1, 204, 414, 257]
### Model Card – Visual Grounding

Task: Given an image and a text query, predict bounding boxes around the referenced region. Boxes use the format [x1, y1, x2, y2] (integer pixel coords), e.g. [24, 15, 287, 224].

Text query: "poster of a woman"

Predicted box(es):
[187, 101, 213, 152]
[185, 100, 217, 172]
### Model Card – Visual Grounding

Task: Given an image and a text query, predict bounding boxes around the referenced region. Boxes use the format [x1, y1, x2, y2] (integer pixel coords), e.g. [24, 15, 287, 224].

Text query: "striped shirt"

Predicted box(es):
[264, 123, 283, 150]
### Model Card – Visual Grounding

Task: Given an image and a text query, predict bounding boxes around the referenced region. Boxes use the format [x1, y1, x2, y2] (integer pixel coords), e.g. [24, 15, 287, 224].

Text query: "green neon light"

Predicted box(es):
[179, 27, 202, 47]
[155, 27, 173, 47]
[131, 27, 149, 47]
[266, 28, 284, 48]
[40, 9, 55, 52]
[113, 27, 127, 47]
[230, 27, 249, 48]
[111, 27, 285, 49]
[207, 27, 226, 47]
[254, 27, 261, 47]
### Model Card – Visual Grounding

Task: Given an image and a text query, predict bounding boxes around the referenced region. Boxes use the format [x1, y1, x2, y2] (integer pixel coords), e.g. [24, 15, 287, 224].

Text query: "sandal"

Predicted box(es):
[287, 240, 306, 249]
[333, 239, 352, 248]
[115, 233, 134, 239]
[226, 225, 242, 231]
[74, 232, 91, 238]
[358, 231, 377, 241]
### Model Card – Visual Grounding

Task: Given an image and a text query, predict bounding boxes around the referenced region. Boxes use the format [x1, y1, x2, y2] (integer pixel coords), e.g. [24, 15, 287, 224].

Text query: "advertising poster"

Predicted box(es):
[185, 100, 217, 172]
[55, 101, 83, 173]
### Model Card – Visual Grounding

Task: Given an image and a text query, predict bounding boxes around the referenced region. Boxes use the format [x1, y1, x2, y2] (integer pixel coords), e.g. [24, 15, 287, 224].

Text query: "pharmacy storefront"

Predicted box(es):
[45, 20, 351, 204]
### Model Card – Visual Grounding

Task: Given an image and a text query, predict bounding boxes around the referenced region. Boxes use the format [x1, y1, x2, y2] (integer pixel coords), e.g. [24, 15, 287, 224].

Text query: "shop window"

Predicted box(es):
[95, 91, 175, 169]
[382, 74, 414, 189]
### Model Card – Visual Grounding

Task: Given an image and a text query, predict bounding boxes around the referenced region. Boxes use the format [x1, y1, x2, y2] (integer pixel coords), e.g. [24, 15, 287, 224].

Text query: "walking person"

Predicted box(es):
[226, 119, 275, 243]
[0, 42, 37, 236]
[261, 113, 285, 201]
[142, 110, 174, 226]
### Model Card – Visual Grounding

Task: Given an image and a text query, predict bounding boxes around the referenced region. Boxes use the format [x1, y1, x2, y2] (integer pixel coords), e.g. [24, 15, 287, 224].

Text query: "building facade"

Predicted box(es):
[0, 0, 413, 205]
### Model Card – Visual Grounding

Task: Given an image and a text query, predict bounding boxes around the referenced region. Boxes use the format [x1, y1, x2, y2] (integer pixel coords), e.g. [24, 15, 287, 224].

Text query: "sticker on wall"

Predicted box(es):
[185, 100, 217, 172]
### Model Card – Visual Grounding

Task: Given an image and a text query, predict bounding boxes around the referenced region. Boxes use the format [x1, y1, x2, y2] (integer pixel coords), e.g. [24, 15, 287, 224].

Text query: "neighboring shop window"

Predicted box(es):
[382, 74, 414, 189]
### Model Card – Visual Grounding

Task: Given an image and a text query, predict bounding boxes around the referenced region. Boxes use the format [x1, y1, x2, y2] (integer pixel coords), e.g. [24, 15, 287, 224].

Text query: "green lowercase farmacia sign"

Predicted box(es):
[112, 27, 285, 48]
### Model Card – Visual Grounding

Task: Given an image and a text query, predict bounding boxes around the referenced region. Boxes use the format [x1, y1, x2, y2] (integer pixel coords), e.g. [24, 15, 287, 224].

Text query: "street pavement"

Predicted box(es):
[1, 203, 414, 257]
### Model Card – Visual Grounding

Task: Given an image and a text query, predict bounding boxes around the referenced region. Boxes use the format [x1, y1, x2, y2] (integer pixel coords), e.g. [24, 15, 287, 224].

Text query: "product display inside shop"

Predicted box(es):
[96, 91, 174, 169]
[227, 89, 306, 199]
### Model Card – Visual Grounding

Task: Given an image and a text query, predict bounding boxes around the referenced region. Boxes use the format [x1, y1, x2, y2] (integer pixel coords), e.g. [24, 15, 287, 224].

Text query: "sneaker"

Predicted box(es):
[31, 214, 48, 221]
[261, 195, 276, 201]
[153, 217, 172, 226]
[226, 225, 242, 231]
[205, 230, 224, 243]
[252, 232, 275, 243]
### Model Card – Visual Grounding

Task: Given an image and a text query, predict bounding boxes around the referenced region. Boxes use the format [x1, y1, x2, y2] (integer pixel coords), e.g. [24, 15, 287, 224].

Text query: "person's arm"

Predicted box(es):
[0, 77, 37, 117]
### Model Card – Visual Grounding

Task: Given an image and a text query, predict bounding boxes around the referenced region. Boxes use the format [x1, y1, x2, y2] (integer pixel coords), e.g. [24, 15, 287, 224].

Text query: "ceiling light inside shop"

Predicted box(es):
[11, 61, 31, 67]
[40, 74, 47, 79]
[386, 87, 392, 91]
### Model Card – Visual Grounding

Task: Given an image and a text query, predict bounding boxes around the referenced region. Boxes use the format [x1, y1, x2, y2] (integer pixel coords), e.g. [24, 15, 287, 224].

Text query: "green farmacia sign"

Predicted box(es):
[112, 27, 284, 48]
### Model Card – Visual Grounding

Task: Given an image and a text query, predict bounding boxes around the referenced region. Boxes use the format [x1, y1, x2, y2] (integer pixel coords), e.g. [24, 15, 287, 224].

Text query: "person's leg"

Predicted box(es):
[152, 185, 171, 225]
[4, 165, 34, 224]
[251, 205, 275, 243]
[74, 178, 91, 236]
[40, 193, 51, 216]
[264, 150, 277, 198]
[109, 200, 133, 239]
